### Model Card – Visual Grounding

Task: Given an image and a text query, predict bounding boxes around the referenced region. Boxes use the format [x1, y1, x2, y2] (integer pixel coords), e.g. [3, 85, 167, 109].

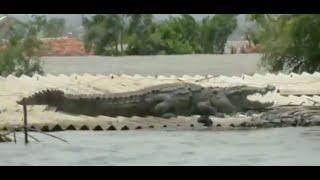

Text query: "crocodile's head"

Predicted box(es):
[226, 85, 275, 97]
[17, 89, 64, 106]
[224, 85, 276, 110]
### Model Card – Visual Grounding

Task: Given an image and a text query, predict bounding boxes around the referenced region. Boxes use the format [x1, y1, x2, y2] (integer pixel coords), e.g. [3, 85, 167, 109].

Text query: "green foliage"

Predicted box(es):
[161, 15, 201, 54]
[43, 18, 66, 37]
[197, 15, 238, 54]
[82, 14, 238, 56]
[0, 16, 44, 77]
[210, 15, 238, 54]
[29, 15, 66, 38]
[249, 14, 320, 73]
[82, 14, 126, 55]
[126, 15, 163, 55]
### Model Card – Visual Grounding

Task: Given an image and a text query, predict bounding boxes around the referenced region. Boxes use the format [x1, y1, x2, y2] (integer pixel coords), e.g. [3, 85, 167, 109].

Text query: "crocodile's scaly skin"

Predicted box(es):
[17, 83, 275, 126]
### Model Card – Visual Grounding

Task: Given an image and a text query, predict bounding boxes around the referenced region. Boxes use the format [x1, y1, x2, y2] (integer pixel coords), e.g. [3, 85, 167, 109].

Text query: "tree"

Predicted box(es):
[26, 15, 67, 38]
[198, 16, 215, 53]
[83, 15, 112, 55]
[209, 15, 238, 54]
[82, 14, 238, 55]
[0, 16, 44, 77]
[249, 14, 320, 73]
[31, 15, 47, 33]
[125, 14, 161, 55]
[82, 14, 127, 56]
[43, 18, 66, 37]
[196, 15, 238, 54]
[83, 14, 160, 55]
[159, 15, 200, 54]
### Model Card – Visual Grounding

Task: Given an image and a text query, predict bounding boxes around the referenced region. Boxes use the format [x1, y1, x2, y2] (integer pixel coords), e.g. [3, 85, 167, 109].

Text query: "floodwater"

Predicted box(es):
[1, 127, 320, 166]
[41, 54, 262, 76]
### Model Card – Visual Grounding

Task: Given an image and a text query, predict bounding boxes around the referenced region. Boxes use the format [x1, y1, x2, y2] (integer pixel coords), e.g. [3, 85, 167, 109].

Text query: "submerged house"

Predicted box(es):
[40, 37, 93, 56]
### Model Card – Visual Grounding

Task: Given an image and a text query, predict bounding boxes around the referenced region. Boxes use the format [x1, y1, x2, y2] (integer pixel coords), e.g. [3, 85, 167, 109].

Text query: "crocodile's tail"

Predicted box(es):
[17, 89, 65, 106]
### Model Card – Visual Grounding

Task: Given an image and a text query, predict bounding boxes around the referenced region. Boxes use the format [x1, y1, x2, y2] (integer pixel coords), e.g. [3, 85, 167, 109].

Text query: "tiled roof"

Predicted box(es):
[1, 73, 320, 131]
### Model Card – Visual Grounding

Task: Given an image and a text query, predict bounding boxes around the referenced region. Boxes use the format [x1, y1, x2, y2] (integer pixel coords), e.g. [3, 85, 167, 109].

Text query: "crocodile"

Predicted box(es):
[17, 83, 275, 126]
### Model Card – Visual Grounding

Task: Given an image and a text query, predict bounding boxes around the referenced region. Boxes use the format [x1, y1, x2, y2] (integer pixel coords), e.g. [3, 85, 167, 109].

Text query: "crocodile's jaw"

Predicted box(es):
[242, 99, 274, 110]
[226, 85, 275, 110]
[239, 85, 276, 97]
[244, 85, 275, 109]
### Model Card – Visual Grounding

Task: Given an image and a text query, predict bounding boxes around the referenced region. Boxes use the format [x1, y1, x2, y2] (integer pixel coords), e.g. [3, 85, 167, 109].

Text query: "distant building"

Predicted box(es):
[224, 40, 263, 54]
[224, 40, 251, 54]
[40, 37, 94, 56]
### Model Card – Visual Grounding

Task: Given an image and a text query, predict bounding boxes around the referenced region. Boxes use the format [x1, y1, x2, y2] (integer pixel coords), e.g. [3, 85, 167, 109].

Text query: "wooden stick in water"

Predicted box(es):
[23, 100, 28, 144]
[28, 127, 69, 144]
[0, 133, 12, 142]
[27, 133, 40, 142]
[13, 130, 16, 144]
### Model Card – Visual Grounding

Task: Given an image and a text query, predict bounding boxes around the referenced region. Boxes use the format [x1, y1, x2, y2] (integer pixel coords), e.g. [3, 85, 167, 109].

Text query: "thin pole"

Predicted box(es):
[13, 129, 16, 144]
[28, 127, 68, 144]
[23, 99, 28, 144]
[27, 134, 40, 142]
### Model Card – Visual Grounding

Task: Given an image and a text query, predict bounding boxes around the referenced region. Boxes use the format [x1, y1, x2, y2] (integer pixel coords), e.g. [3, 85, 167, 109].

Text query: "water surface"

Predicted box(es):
[1, 127, 320, 165]
[41, 54, 261, 76]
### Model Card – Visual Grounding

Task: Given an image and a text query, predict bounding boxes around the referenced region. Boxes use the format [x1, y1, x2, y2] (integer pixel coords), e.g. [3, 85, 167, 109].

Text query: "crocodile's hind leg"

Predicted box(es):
[196, 101, 224, 117]
[195, 101, 221, 127]
[210, 92, 237, 114]
[147, 94, 177, 118]
[154, 101, 176, 118]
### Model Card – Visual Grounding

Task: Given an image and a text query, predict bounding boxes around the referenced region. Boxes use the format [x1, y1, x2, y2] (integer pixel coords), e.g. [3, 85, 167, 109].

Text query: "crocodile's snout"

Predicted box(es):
[258, 85, 276, 95]
[266, 85, 276, 91]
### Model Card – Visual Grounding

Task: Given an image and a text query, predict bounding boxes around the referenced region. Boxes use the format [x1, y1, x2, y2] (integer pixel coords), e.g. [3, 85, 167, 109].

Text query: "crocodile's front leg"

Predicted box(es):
[146, 94, 177, 118]
[196, 101, 221, 127]
[198, 116, 213, 127]
[196, 101, 224, 117]
[154, 101, 176, 118]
